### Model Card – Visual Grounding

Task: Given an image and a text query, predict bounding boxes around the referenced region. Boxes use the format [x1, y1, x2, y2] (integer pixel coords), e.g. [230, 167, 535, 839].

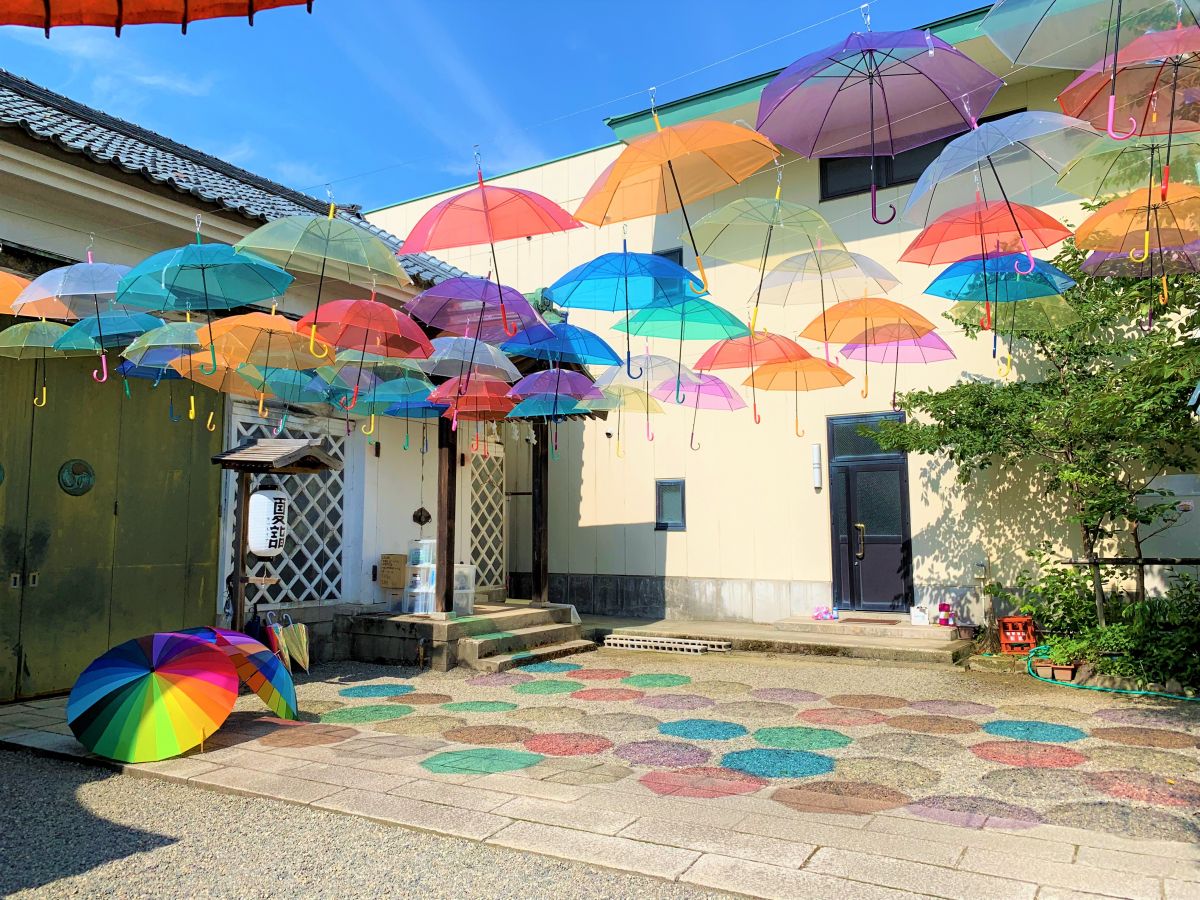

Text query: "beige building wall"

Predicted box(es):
[370, 67, 1197, 623]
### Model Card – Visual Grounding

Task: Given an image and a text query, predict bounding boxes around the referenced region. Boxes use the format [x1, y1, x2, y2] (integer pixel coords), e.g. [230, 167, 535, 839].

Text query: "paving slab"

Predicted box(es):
[487, 820, 700, 880]
[1074, 846, 1200, 883]
[189, 766, 343, 805]
[865, 815, 1079, 863]
[958, 847, 1163, 900]
[681, 853, 923, 900]
[124, 758, 223, 783]
[314, 788, 511, 841]
[492, 796, 638, 835]
[470, 772, 592, 802]
[387, 779, 514, 813]
[806, 847, 1037, 900]
[287, 762, 414, 792]
[737, 812, 964, 868]
[579, 789, 748, 830]
[619, 818, 815, 868]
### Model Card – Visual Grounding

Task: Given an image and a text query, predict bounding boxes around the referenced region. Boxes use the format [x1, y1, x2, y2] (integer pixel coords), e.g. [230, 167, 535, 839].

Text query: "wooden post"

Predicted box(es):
[435, 415, 457, 615]
[531, 421, 549, 606]
[232, 471, 250, 631]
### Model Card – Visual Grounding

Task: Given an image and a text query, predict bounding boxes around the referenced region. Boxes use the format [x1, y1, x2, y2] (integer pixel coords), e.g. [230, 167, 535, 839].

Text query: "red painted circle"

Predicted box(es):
[523, 732, 614, 756]
[1085, 771, 1200, 807]
[970, 740, 1088, 769]
[571, 688, 644, 702]
[571, 668, 633, 681]
[640, 766, 767, 798]
[800, 707, 887, 727]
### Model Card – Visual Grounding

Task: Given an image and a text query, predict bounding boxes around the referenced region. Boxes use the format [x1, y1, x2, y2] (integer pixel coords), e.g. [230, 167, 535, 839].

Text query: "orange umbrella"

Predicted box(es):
[899, 200, 1071, 267]
[1075, 184, 1200, 255]
[574, 104, 777, 290]
[743, 358, 853, 436]
[169, 350, 267, 432]
[799, 298, 935, 399]
[203, 312, 326, 371]
[0, 271, 31, 316]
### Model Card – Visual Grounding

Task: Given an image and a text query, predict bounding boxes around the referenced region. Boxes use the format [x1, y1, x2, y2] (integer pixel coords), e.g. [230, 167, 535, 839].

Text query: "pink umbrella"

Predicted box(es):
[840, 329, 955, 408]
[652, 372, 745, 451]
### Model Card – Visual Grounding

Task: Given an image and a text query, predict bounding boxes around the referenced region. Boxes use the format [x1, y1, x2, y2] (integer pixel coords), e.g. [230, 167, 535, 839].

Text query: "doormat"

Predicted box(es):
[839, 618, 902, 625]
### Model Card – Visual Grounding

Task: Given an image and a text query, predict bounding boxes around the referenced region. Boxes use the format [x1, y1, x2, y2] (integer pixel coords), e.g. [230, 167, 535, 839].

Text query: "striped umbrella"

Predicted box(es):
[183, 626, 298, 720]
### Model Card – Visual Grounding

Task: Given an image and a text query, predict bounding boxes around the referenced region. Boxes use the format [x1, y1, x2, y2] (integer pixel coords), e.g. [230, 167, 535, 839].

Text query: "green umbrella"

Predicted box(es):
[1059, 134, 1200, 200]
[0, 320, 93, 408]
[948, 296, 1080, 332]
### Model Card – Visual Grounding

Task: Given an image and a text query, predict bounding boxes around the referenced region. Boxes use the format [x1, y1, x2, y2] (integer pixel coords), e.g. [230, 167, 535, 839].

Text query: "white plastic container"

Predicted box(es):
[407, 538, 437, 567]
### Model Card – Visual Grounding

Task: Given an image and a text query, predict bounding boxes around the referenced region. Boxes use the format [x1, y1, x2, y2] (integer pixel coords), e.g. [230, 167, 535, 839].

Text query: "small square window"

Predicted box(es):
[655, 479, 686, 531]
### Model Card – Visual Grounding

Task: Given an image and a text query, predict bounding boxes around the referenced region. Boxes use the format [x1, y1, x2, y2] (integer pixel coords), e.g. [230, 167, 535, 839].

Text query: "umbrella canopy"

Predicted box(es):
[182, 626, 298, 721]
[507, 394, 589, 419]
[501, 322, 620, 367]
[900, 200, 1072, 266]
[594, 353, 694, 390]
[400, 181, 580, 253]
[757, 27, 1002, 223]
[203, 312, 327, 370]
[297, 297, 432, 361]
[1058, 133, 1200, 198]
[12, 261, 132, 320]
[549, 250, 702, 310]
[1083, 244, 1200, 276]
[760, 250, 900, 307]
[0, 0, 313, 34]
[508, 370, 603, 401]
[121, 321, 203, 367]
[842, 329, 956, 363]
[799, 298, 935, 344]
[53, 310, 163, 351]
[66, 632, 238, 763]
[691, 198, 842, 267]
[925, 255, 1077, 302]
[428, 373, 513, 405]
[384, 398, 447, 420]
[406, 276, 550, 344]
[0, 271, 31, 315]
[116, 360, 182, 380]
[612, 297, 750, 341]
[415, 336, 521, 381]
[695, 332, 810, 370]
[235, 214, 411, 288]
[949, 296, 1080, 331]
[1075, 184, 1200, 253]
[238, 367, 334, 405]
[170, 350, 265, 399]
[0, 320, 91, 359]
[117, 243, 293, 314]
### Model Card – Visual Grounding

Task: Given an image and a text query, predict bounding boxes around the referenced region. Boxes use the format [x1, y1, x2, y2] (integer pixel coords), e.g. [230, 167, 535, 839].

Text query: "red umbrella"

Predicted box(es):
[429, 372, 515, 428]
[0, 0, 312, 35]
[401, 152, 580, 336]
[900, 200, 1071, 267]
[694, 331, 810, 424]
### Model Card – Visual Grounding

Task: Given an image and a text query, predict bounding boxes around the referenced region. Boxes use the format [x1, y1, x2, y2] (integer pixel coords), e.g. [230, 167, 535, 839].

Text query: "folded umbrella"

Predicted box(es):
[280, 615, 310, 674]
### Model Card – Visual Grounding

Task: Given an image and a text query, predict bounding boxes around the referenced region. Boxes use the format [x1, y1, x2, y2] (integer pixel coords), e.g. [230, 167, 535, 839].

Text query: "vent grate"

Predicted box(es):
[604, 635, 731, 654]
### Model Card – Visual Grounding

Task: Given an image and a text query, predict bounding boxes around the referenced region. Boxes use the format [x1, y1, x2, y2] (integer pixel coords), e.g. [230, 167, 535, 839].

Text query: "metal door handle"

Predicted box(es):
[8, 574, 19, 589]
[26, 572, 38, 588]
[854, 524, 866, 560]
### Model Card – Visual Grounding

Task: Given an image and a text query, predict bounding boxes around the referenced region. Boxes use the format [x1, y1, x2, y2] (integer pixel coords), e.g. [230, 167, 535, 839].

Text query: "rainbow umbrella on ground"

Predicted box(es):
[182, 626, 297, 721]
[66, 632, 238, 763]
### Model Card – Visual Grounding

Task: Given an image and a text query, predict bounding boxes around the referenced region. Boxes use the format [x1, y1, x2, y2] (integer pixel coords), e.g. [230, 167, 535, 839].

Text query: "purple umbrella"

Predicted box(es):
[1082, 245, 1200, 278]
[841, 331, 955, 409]
[508, 369, 604, 401]
[651, 371, 745, 451]
[756, 20, 1002, 225]
[405, 276, 550, 344]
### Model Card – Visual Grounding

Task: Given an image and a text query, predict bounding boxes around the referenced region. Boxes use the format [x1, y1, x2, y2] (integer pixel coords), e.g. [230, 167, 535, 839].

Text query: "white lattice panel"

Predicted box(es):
[224, 409, 345, 607]
[470, 437, 506, 591]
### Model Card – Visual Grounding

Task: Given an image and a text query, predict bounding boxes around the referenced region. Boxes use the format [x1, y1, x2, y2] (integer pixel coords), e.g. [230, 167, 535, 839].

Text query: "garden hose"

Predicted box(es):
[1026, 646, 1198, 702]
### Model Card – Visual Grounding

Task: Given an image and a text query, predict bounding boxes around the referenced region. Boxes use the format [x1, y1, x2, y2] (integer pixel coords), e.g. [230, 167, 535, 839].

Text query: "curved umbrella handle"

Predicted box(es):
[689, 257, 709, 294]
[860, 370, 869, 399]
[1106, 96, 1136, 141]
[870, 185, 896, 225]
[198, 344, 218, 376]
[499, 303, 518, 338]
[998, 354, 1013, 378]
[188, 394, 197, 421]
[625, 351, 643, 380]
[752, 399, 761, 425]
[1130, 230, 1150, 263]
[403, 433, 411, 451]
[123, 378, 131, 399]
[690, 432, 701, 451]
[1161, 275, 1170, 305]
[794, 415, 805, 438]
[675, 378, 686, 405]
[257, 392, 267, 418]
[272, 413, 289, 436]
[152, 371, 164, 389]
[361, 414, 375, 436]
[471, 429, 480, 453]
[33, 385, 47, 408]
[338, 384, 360, 411]
[483, 438, 490, 459]
[92, 353, 109, 383]
[1162, 164, 1171, 202]
[891, 391, 902, 412]
[169, 396, 182, 422]
[308, 324, 330, 359]
[645, 415, 655, 443]
[205, 411, 216, 432]
[1014, 239, 1036, 275]
[451, 408, 459, 432]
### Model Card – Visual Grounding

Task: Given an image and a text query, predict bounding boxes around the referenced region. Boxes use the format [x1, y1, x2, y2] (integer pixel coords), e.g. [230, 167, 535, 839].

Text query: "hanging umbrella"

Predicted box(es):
[901, 200, 1072, 266]
[982, 0, 1199, 137]
[238, 367, 334, 405]
[53, 310, 163, 393]
[744, 357, 854, 436]
[203, 312, 326, 371]
[948, 296, 1080, 331]
[170, 350, 265, 432]
[925, 255, 1076, 301]
[122, 321, 202, 367]
[501, 322, 620, 367]
[574, 107, 778, 289]
[650, 371, 745, 450]
[695, 331, 810, 424]
[760, 250, 899, 308]
[757, 21, 1002, 224]
[842, 326, 956, 407]
[429, 373, 516, 427]
[585, 384, 664, 451]
[548, 247, 701, 375]
[416, 336, 521, 382]
[0, 271, 31, 315]
[406, 276, 549, 344]
[116, 360, 182, 381]
[235, 211, 411, 357]
[1, 0, 313, 35]
[1083, 243, 1200, 276]
[0, 319, 91, 408]
[182, 626, 298, 720]
[66, 632, 238, 764]
[341, 374, 435, 438]
[509, 369, 603, 401]
[1059, 26, 1200, 198]
[508, 394, 589, 419]
[1058, 133, 1200, 199]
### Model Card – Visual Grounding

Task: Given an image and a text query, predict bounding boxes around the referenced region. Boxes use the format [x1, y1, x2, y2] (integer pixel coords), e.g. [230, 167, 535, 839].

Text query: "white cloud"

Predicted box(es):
[271, 159, 330, 191]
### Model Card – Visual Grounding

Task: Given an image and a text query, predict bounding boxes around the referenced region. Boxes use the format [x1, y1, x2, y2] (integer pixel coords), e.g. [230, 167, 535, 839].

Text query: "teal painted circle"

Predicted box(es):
[422, 748, 544, 775]
[982, 720, 1087, 743]
[512, 679, 584, 695]
[753, 726, 851, 751]
[659, 719, 748, 740]
[622, 673, 692, 689]
[338, 684, 415, 699]
[320, 704, 413, 724]
[441, 701, 517, 713]
[721, 749, 836, 779]
[58, 459, 95, 496]
[516, 661, 582, 673]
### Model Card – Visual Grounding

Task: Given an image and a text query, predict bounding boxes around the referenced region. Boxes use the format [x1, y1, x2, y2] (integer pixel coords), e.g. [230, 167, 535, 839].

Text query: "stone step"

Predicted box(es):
[773, 616, 962, 643]
[445, 605, 573, 640]
[458, 623, 582, 663]
[466, 639, 598, 672]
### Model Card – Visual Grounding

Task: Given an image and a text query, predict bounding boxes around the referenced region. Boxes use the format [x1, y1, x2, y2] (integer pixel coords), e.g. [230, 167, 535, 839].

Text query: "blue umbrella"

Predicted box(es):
[115, 360, 188, 422]
[55, 311, 163, 384]
[502, 322, 620, 367]
[924, 255, 1076, 303]
[382, 396, 446, 452]
[549, 244, 703, 377]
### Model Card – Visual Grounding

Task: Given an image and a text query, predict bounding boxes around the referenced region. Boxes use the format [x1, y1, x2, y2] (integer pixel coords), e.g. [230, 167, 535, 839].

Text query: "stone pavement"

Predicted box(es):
[3, 649, 1200, 899]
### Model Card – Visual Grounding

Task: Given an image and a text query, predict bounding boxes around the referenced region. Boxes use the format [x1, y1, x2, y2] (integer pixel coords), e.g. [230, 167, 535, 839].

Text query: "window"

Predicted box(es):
[818, 109, 1025, 202]
[655, 479, 686, 531]
[653, 247, 687, 302]
[654, 247, 684, 266]
[827, 413, 904, 463]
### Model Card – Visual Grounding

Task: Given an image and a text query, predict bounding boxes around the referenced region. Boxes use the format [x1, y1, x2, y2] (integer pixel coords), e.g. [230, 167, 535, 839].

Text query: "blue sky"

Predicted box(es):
[0, 0, 973, 210]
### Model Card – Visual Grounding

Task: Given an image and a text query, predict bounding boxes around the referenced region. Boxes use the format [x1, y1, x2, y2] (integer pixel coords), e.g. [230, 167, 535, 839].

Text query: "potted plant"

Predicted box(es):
[1044, 636, 1086, 682]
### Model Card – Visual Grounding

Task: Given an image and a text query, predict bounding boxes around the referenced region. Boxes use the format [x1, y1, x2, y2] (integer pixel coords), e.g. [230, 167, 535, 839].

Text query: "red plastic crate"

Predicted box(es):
[998, 615, 1037, 655]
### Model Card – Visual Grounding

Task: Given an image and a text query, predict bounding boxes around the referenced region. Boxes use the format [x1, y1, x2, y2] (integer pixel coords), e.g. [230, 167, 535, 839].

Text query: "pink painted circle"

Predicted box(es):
[908, 700, 996, 717]
[750, 688, 823, 703]
[799, 707, 887, 727]
[1091, 726, 1197, 749]
[615, 739, 711, 768]
[639, 766, 767, 799]
[637, 694, 716, 711]
[523, 732, 614, 756]
[570, 688, 644, 702]
[1084, 771, 1200, 808]
[970, 740, 1088, 769]
[571, 668, 633, 681]
[908, 795, 1044, 830]
[774, 781, 911, 815]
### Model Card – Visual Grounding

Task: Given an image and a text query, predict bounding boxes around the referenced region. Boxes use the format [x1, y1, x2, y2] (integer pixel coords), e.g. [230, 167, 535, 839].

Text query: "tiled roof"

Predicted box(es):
[0, 69, 463, 285]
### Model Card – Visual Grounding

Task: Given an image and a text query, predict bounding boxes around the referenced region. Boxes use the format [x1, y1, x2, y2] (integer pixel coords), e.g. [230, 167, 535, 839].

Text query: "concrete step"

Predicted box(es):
[445, 605, 572, 639]
[467, 639, 598, 672]
[773, 616, 962, 643]
[458, 623, 582, 663]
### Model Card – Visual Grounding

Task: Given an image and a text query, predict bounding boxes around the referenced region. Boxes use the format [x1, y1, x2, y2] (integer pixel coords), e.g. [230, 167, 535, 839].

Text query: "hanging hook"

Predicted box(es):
[1130, 230, 1151, 263]
[550, 427, 560, 461]
[199, 343, 218, 376]
[33, 385, 47, 408]
[337, 383, 360, 410]
[451, 408, 459, 432]
[361, 414, 376, 436]
[86, 232, 95, 265]
[272, 413, 289, 436]
[891, 390, 902, 412]
[205, 411, 216, 432]
[92, 353, 109, 383]
[326, 185, 336, 219]
[1162, 163, 1171, 202]
[1014, 238, 1036, 274]
[308, 323, 330, 358]
[870, 184, 896, 225]
[345, 417, 354, 436]
[752, 398, 762, 425]
[483, 437, 490, 459]
[689, 257, 709, 294]
[194, 214, 203, 244]
[1105, 95, 1137, 141]
[998, 354, 1013, 378]
[122, 378, 131, 399]
[674, 378, 686, 405]
[625, 350, 643, 380]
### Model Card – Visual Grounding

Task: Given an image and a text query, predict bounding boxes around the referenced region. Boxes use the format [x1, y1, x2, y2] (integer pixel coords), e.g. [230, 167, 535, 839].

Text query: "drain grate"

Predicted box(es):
[604, 635, 732, 654]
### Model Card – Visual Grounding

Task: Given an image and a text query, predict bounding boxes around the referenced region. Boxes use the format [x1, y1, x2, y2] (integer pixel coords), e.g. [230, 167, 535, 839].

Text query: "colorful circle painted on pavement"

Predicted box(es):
[1093, 707, 1194, 729]
[749, 688, 822, 703]
[774, 781, 911, 815]
[577, 712, 661, 732]
[615, 740, 710, 767]
[721, 749, 835, 779]
[886, 714, 981, 735]
[800, 707, 887, 727]
[639, 766, 767, 799]
[258, 723, 357, 747]
[970, 740, 1088, 769]
[981, 720, 1087, 743]
[689, 680, 752, 697]
[443, 724, 534, 745]
[394, 692, 453, 705]
[622, 674, 692, 689]
[466, 672, 533, 687]
[1090, 726, 1197, 749]
[711, 701, 796, 721]
[571, 668, 632, 681]
[908, 795, 1044, 830]
[1045, 801, 1200, 842]
[1088, 746, 1200, 775]
[523, 732, 614, 756]
[338, 684, 415, 699]
[421, 748, 544, 775]
[979, 768, 1088, 802]
[637, 694, 715, 711]
[506, 705, 586, 725]
[373, 715, 464, 736]
[320, 704, 413, 724]
[658, 719, 749, 741]
[570, 688, 643, 702]
[1084, 771, 1200, 807]
[512, 679, 584, 695]
[753, 726, 851, 751]
[835, 757, 941, 791]
[442, 701, 517, 713]
[516, 661, 582, 674]
[826, 694, 908, 710]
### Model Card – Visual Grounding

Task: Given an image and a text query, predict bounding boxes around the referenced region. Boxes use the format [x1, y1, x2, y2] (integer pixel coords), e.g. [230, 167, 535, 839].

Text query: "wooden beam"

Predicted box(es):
[232, 471, 251, 631]
[531, 421, 549, 606]
[435, 415, 457, 615]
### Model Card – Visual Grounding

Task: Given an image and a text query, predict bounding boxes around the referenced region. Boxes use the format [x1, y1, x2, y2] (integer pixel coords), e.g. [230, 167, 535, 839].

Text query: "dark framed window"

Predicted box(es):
[827, 413, 905, 463]
[654, 247, 684, 266]
[818, 109, 1025, 202]
[655, 479, 686, 531]
[653, 247, 687, 302]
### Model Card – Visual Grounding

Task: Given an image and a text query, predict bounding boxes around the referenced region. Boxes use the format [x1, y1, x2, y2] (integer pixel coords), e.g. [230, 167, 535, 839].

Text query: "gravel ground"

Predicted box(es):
[0, 749, 725, 900]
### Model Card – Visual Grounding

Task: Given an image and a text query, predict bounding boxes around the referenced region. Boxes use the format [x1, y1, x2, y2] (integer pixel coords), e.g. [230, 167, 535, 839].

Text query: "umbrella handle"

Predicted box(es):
[752, 399, 761, 425]
[308, 324, 330, 359]
[675, 378, 686, 405]
[471, 429, 480, 452]
[1161, 275, 1169, 305]
[1130, 231, 1150, 263]
[499, 301, 520, 337]
[998, 354, 1013, 378]
[273, 413, 289, 436]
[199, 344, 218, 376]
[169, 396, 182, 422]
[870, 185, 896, 225]
[1014, 239, 1035, 275]
[403, 433, 410, 451]
[338, 384, 360, 411]
[625, 351, 643, 380]
[690, 431, 701, 451]
[483, 438, 490, 459]
[451, 408, 459, 432]
[1105, 96, 1136, 141]
[257, 392, 267, 418]
[689, 257, 709, 294]
[123, 378, 131, 399]
[152, 371, 163, 389]
[361, 414, 375, 436]
[205, 411, 216, 432]
[645, 415, 655, 442]
[92, 353, 109, 383]
[1162, 164, 1170, 202]
[33, 385, 47, 408]
[550, 429, 560, 461]
[188, 394, 196, 420]
[860, 370, 869, 399]
[794, 415, 804, 439]
[749, 307, 758, 334]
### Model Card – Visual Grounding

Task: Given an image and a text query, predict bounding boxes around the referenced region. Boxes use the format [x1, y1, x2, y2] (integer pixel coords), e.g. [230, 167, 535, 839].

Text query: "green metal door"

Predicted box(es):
[0, 323, 34, 701]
